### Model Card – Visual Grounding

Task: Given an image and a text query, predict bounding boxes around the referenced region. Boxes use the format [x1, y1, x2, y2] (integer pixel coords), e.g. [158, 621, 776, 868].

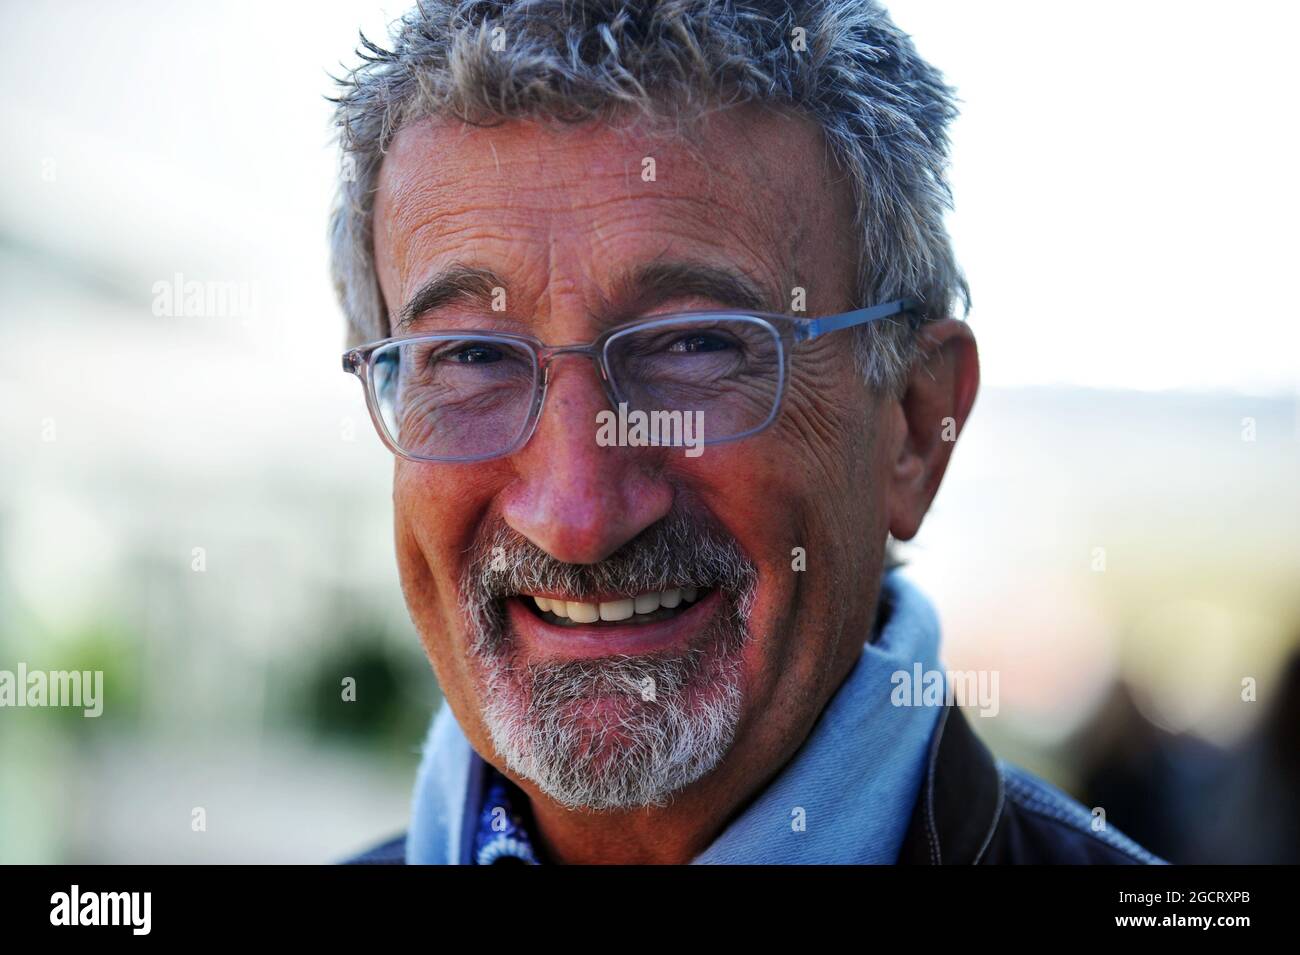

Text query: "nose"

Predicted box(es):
[499, 356, 674, 564]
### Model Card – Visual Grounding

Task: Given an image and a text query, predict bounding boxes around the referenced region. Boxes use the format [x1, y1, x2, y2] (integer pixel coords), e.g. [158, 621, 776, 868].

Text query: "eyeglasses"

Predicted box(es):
[342, 297, 921, 463]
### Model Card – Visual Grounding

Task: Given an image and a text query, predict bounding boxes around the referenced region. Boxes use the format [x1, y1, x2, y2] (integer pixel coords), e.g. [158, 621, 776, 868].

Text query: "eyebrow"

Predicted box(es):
[611, 260, 775, 317]
[395, 264, 507, 332]
[394, 258, 776, 332]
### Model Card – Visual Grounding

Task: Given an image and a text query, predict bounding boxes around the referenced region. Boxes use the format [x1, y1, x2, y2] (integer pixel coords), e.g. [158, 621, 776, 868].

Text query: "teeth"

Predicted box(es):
[599, 598, 635, 621]
[526, 587, 703, 623]
[567, 601, 600, 623]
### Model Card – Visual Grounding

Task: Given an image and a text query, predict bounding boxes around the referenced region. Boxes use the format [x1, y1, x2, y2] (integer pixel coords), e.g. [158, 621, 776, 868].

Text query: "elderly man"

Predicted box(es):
[332, 0, 1160, 865]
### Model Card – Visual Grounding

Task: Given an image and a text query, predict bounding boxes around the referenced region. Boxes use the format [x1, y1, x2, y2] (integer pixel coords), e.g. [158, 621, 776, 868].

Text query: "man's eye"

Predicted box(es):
[447, 343, 504, 364]
[666, 333, 733, 354]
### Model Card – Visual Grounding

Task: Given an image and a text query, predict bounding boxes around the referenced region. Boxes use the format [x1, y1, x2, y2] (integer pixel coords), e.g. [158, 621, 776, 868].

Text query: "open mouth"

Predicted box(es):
[519, 587, 712, 628]
[498, 585, 724, 659]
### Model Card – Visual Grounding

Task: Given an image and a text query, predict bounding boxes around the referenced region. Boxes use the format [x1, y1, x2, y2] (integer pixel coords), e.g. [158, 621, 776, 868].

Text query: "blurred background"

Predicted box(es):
[0, 0, 1296, 863]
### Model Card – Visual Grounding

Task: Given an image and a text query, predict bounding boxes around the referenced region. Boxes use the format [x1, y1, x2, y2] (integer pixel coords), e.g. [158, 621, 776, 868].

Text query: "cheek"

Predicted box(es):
[392, 462, 501, 645]
[677, 437, 836, 640]
[773, 389, 879, 528]
[687, 382, 883, 639]
[678, 436, 866, 738]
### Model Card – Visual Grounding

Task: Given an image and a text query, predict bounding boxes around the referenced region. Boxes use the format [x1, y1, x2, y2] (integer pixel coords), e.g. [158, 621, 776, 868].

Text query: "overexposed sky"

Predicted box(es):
[891, 0, 1300, 396]
[1, 0, 1296, 396]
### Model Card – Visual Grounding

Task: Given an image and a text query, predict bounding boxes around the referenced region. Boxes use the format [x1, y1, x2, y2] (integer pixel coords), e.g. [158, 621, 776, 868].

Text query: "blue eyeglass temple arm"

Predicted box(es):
[794, 296, 923, 343]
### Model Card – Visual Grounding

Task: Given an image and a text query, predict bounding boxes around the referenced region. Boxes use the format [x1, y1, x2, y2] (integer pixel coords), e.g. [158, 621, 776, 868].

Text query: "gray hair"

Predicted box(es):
[329, 0, 969, 395]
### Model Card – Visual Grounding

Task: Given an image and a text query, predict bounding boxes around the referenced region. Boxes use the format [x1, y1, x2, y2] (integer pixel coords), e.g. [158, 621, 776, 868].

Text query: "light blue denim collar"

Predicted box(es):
[406, 569, 944, 864]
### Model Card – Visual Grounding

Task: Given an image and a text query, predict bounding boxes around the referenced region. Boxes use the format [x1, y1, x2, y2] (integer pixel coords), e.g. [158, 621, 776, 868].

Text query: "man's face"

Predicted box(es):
[372, 106, 899, 811]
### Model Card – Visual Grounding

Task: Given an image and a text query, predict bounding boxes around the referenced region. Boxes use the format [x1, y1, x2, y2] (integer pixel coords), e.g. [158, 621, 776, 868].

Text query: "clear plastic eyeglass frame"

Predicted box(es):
[342, 296, 922, 463]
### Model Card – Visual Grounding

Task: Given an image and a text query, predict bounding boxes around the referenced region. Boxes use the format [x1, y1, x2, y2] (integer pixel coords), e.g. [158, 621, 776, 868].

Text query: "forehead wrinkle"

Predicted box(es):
[377, 110, 847, 334]
[397, 189, 788, 318]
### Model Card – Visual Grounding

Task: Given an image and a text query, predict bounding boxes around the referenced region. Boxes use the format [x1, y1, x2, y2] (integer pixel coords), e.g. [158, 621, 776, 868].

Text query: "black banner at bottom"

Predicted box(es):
[0, 863, 1282, 940]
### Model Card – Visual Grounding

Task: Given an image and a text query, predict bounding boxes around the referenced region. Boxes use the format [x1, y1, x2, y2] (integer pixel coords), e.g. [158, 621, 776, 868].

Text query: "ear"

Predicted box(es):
[886, 319, 980, 541]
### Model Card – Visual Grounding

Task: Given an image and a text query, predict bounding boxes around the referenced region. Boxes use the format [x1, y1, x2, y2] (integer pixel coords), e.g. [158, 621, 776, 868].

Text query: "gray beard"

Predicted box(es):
[460, 514, 757, 810]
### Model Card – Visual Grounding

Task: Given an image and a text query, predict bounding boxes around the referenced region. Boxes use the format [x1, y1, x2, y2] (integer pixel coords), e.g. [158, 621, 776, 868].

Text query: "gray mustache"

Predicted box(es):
[462, 510, 758, 604]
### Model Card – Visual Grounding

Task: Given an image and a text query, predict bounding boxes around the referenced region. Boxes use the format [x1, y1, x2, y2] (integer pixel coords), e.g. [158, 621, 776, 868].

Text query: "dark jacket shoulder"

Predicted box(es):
[897, 704, 1164, 865]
